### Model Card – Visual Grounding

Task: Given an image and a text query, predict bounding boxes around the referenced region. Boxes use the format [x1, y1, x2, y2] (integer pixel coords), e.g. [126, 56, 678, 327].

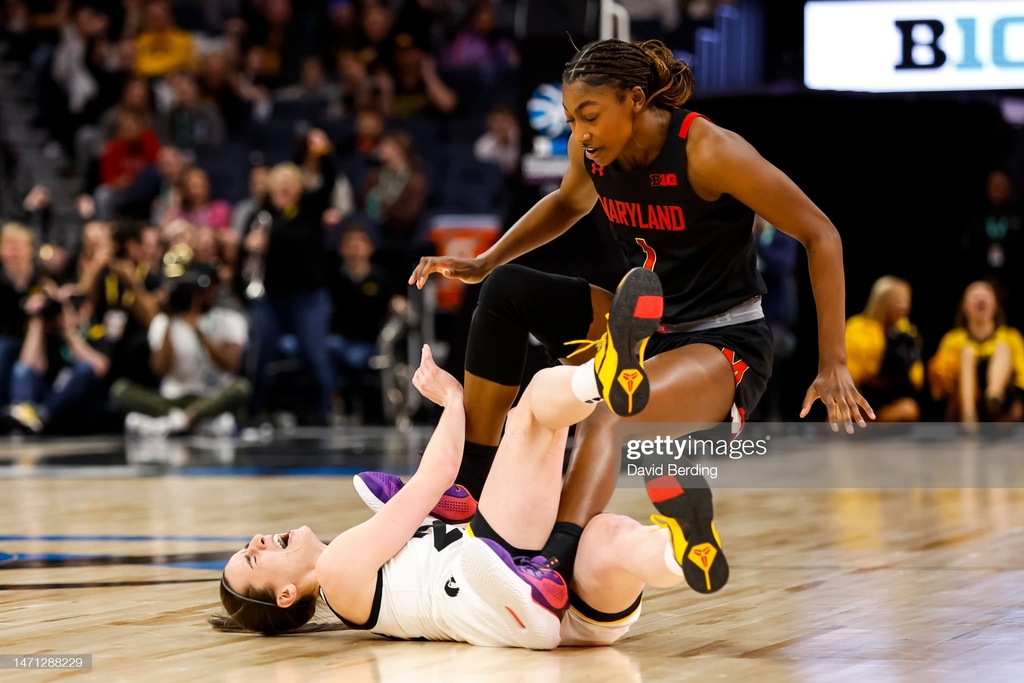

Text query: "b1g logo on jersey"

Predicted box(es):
[650, 173, 678, 187]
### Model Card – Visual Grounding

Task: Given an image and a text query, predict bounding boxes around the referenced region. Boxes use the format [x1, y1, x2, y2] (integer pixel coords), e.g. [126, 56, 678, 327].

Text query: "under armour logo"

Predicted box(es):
[722, 348, 749, 385]
[591, 163, 604, 176]
[445, 576, 459, 597]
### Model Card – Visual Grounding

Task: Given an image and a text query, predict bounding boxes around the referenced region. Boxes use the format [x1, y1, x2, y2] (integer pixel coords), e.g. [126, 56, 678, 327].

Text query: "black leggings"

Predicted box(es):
[465, 265, 594, 386]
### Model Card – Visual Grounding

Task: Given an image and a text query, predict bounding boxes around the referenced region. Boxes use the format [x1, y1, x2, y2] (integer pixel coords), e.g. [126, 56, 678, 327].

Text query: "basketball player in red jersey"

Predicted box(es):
[407, 39, 874, 593]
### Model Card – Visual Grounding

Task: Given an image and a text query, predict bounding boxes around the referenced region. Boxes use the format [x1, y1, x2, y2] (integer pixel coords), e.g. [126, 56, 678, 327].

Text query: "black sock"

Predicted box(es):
[454, 441, 498, 500]
[541, 522, 584, 582]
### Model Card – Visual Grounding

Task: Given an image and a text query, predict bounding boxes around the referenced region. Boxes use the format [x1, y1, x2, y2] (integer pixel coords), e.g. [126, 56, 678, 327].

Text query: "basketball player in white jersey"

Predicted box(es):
[214, 269, 716, 648]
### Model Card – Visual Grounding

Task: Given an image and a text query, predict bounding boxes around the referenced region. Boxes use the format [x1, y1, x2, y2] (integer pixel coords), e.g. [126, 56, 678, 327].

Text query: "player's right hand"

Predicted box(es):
[412, 345, 463, 407]
[408, 256, 490, 289]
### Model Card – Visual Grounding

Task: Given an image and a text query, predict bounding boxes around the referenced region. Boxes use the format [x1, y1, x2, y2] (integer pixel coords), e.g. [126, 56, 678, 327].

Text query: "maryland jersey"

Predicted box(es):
[585, 108, 766, 324]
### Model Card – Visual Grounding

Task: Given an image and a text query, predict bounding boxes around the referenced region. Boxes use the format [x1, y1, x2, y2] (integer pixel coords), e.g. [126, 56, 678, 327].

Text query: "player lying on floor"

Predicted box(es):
[211, 269, 725, 648]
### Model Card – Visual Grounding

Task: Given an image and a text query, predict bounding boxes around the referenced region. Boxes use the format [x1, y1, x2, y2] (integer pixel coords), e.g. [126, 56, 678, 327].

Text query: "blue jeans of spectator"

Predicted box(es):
[248, 288, 334, 420]
[0, 335, 23, 406]
[10, 361, 102, 428]
[326, 335, 376, 389]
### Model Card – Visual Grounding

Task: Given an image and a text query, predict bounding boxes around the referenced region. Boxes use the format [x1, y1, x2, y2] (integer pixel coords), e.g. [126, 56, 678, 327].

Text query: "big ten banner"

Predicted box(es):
[428, 214, 502, 312]
[805, 0, 1024, 92]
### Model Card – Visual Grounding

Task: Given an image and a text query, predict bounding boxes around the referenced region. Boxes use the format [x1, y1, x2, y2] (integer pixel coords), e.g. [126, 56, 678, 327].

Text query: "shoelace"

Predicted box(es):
[564, 335, 650, 364]
[564, 336, 604, 359]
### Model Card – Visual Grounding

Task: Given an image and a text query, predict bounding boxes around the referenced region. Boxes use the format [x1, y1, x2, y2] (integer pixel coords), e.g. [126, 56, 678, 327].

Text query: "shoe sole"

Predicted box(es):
[460, 538, 563, 650]
[647, 460, 729, 594]
[600, 268, 664, 417]
[352, 474, 389, 514]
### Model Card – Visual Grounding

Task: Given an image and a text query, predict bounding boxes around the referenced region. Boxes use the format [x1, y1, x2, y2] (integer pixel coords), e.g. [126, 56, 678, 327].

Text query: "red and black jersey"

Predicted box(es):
[585, 108, 766, 324]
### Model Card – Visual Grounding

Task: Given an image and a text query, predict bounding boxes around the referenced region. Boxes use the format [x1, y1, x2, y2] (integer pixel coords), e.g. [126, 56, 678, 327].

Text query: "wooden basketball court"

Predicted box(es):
[2, 427, 1023, 682]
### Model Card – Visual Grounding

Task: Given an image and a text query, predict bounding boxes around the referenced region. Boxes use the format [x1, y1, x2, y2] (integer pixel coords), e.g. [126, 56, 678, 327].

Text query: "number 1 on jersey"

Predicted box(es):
[635, 238, 657, 270]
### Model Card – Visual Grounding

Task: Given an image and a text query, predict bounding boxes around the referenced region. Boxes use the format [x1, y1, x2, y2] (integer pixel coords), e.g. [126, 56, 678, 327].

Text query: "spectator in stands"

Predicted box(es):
[133, 0, 195, 79]
[71, 220, 113, 288]
[111, 263, 250, 437]
[296, 128, 354, 228]
[4, 282, 112, 434]
[197, 50, 248, 132]
[337, 49, 390, 116]
[75, 76, 155, 182]
[154, 71, 225, 151]
[355, 3, 395, 74]
[189, 226, 236, 290]
[95, 110, 161, 220]
[962, 169, 1023, 326]
[473, 103, 520, 176]
[116, 143, 186, 223]
[326, 223, 405, 421]
[274, 54, 344, 120]
[232, 163, 270, 234]
[846, 276, 924, 422]
[352, 105, 385, 156]
[139, 223, 164, 274]
[361, 130, 426, 239]
[383, 36, 457, 118]
[0, 222, 40, 406]
[50, 2, 116, 165]
[80, 220, 163, 391]
[928, 280, 1024, 426]
[327, 0, 359, 55]
[162, 166, 233, 232]
[241, 0, 309, 89]
[442, 1, 517, 75]
[240, 155, 336, 424]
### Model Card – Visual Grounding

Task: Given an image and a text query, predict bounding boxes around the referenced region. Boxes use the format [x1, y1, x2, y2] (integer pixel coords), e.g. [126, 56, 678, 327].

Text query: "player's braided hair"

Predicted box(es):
[563, 39, 694, 109]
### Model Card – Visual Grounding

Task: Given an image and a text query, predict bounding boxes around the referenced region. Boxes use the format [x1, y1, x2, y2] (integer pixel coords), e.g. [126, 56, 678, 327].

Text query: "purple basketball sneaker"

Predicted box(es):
[476, 538, 568, 619]
[458, 537, 566, 649]
[353, 471, 478, 524]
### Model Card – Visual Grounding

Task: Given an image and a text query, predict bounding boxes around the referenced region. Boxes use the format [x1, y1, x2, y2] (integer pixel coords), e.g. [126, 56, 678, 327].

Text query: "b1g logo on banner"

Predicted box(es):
[805, 0, 1024, 92]
[522, 83, 571, 187]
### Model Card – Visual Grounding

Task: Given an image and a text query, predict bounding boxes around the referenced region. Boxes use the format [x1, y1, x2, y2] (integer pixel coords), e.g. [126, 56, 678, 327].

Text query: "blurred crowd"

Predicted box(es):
[0, 1, 1022, 438]
[0, 0, 525, 436]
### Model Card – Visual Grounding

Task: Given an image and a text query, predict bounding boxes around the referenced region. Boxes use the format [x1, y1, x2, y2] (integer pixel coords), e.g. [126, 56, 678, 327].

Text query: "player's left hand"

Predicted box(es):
[412, 344, 463, 407]
[799, 363, 875, 433]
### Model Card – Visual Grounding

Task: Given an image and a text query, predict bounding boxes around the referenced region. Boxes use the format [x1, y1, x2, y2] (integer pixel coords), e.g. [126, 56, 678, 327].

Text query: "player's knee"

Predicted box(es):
[583, 513, 638, 546]
[478, 264, 530, 318]
[577, 514, 637, 573]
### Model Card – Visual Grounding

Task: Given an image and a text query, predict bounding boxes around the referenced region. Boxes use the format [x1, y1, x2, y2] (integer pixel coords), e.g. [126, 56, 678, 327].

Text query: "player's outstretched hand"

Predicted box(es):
[799, 363, 875, 434]
[408, 256, 490, 290]
[412, 345, 463, 407]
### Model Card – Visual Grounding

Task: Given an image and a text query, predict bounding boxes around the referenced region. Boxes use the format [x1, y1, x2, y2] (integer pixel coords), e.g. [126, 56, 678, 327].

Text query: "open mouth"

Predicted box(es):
[273, 532, 290, 549]
[584, 147, 600, 160]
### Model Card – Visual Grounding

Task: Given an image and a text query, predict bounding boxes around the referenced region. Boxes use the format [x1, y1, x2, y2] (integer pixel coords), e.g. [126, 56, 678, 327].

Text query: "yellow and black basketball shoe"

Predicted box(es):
[567, 267, 663, 417]
[648, 465, 728, 594]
